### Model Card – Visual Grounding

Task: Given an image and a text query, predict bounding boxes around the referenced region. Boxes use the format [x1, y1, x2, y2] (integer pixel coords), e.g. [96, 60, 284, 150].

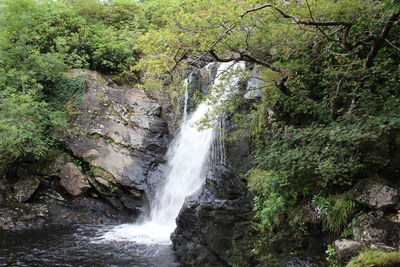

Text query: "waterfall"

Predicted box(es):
[99, 61, 245, 245]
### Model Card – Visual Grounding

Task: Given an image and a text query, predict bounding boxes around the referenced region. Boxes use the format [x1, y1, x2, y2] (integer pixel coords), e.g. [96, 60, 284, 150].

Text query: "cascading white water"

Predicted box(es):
[99, 61, 245, 245]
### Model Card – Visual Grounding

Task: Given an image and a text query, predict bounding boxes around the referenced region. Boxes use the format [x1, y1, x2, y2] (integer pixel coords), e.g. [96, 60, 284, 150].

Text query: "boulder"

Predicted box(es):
[333, 239, 364, 262]
[68, 135, 154, 192]
[59, 163, 91, 196]
[351, 179, 400, 209]
[353, 212, 400, 245]
[13, 177, 40, 202]
[171, 164, 253, 266]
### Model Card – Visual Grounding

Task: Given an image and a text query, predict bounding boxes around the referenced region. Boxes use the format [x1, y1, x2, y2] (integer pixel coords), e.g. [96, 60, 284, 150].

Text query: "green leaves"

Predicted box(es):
[0, 89, 65, 169]
[0, 0, 152, 171]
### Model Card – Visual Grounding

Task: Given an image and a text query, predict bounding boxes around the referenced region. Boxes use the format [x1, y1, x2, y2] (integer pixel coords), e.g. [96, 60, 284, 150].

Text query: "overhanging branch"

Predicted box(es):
[365, 12, 400, 68]
[210, 50, 292, 96]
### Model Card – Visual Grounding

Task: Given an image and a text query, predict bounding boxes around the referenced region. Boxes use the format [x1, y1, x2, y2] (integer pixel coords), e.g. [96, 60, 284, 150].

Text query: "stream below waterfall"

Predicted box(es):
[0, 224, 178, 267]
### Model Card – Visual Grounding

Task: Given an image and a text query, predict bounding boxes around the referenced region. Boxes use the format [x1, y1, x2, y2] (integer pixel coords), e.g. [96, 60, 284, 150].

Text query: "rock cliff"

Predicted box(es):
[0, 70, 169, 230]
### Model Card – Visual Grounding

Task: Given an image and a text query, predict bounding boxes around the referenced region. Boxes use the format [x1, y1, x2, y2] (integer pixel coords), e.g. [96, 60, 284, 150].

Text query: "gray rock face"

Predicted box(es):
[67, 69, 169, 197]
[352, 179, 400, 209]
[13, 177, 40, 202]
[171, 164, 253, 267]
[59, 163, 91, 197]
[333, 239, 364, 262]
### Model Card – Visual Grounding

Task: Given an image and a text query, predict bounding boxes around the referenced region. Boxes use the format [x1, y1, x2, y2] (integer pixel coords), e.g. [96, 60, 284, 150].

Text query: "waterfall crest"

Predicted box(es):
[99, 61, 245, 244]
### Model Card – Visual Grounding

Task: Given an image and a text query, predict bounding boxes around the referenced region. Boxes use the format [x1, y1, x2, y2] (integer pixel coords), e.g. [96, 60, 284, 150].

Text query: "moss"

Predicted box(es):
[96, 91, 106, 103]
[89, 167, 114, 181]
[346, 250, 400, 267]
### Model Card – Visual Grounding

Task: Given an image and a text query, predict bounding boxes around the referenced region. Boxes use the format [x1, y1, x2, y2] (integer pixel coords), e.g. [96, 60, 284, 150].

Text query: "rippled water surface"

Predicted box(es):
[0, 224, 178, 267]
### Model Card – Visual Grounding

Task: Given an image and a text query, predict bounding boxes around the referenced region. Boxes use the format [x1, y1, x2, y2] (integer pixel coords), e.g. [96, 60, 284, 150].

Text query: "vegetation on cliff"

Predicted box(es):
[0, 0, 147, 170]
[1, 0, 399, 265]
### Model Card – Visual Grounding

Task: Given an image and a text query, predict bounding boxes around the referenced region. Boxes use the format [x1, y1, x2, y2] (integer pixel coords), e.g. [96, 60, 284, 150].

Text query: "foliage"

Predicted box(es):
[0, 0, 154, 171]
[0, 89, 66, 170]
[44, 75, 86, 109]
[346, 250, 400, 267]
[326, 244, 341, 267]
[312, 195, 356, 234]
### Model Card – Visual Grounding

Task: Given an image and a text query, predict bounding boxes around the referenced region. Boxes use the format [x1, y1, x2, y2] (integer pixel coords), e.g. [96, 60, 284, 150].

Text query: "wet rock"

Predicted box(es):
[171, 164, 253, 267]
[146, 163, 167, 200]
[50, 196, 132, 224]
[59, 163, 91, 197]
[0, 204, 49, 231]
[86, 167, 147, 216]
[333, 239, 364, 262]
[351, 179, 400, 209]
[353, 212, 400, 245]
[13, 177, 40, 202]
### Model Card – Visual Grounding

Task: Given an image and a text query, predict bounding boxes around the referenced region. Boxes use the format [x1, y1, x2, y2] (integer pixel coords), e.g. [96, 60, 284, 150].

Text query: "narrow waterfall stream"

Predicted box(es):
[99, 61, 246, 245]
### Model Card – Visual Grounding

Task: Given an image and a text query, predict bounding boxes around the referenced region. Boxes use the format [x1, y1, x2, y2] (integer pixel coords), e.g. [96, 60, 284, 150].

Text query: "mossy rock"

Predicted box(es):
[87, 167, 120, 196]
[346, 250, 400, 267]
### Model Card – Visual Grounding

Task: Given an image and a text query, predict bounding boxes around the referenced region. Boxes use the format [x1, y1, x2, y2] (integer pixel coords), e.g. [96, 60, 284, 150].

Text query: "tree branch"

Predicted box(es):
[241, 4, 272, 18]
[209, 50, 292, 96]
[364, 12, 400, 68]
[273, 7, 352, 27]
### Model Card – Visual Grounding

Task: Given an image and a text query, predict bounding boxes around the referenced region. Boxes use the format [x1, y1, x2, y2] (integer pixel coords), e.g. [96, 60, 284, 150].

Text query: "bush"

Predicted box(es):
[0, 89, 66, 170]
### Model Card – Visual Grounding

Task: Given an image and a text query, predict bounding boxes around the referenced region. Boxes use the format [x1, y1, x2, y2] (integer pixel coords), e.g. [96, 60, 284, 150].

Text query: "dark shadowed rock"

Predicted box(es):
[353, 211, 400, 245]
[171, 164, 253, 267]
[13, 177, 40, 202]
[146, 163, 168, 201]
[39, 154, 71, 177]
[351, 179, 400, 209]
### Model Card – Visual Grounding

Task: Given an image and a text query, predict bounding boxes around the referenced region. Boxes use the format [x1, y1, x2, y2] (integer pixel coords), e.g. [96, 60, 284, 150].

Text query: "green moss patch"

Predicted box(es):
[347, 250, 400, 267]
